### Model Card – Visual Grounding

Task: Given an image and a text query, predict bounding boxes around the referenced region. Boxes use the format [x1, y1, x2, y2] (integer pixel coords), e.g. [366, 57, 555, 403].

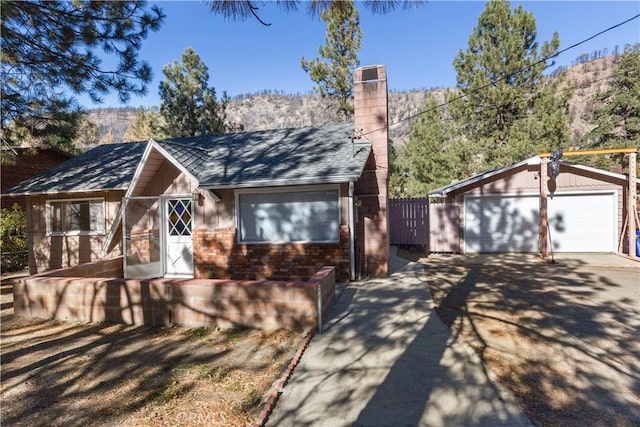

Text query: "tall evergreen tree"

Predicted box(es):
[585, 45, 640, 174]
[1, 1, 164, 148]
[452, 0, 570, 170]
[394, 92, 469, 197]
[301, 0, 362, 120]
[160, 48, 229, 137]
[72, 116, 100, 152]
[123, 107, 168, 142]
[586, 46, 640, 173]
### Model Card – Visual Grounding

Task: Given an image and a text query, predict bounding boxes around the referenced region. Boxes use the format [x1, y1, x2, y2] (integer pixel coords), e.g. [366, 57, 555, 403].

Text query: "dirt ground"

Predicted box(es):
[0, 274, 304, 427]
[398, 248, 640, 427]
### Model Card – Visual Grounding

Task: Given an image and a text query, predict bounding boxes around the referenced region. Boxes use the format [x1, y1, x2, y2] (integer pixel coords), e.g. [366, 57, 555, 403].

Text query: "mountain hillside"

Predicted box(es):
[83, 53, 625, 151]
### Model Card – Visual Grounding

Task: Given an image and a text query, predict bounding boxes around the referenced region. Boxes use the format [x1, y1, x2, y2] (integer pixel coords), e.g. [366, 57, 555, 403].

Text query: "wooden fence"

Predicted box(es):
[389, 198, 430, 246]
[389, 198, 460, 253]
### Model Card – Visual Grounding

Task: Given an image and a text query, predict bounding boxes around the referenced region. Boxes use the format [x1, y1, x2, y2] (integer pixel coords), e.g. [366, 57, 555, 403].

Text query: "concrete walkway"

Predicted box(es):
[267, 250, 531, 427]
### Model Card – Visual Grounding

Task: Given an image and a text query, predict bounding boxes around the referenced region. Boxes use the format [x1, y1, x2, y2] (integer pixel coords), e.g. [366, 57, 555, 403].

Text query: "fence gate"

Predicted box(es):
[389, 198, 429, 246]
[389, 198, 460, 252]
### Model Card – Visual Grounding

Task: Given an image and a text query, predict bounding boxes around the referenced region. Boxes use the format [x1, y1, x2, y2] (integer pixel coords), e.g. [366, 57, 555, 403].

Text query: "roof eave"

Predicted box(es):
[2, 187, 129, 197]
[427, 157, 534, 197]
[200, 174, 362, 190]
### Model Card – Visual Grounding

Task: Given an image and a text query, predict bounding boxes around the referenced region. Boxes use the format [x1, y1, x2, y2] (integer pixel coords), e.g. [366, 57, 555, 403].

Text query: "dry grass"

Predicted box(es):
[1, 277, 303, 427]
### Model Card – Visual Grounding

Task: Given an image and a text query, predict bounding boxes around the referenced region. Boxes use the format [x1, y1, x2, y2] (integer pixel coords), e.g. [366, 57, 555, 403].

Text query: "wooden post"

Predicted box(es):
[628, 152, 638, 260]
[540, 158, 549, 258]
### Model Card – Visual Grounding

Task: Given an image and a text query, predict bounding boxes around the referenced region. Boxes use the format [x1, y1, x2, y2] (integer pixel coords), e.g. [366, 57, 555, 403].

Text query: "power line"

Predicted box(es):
[366, 12, 640, 136]
[432, 71, 625, 124]
[391, 71, 627, 147]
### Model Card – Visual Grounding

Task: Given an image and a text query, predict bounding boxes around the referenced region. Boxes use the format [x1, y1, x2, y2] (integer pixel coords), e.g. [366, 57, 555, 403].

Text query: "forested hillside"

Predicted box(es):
[83, 53, 627, 151]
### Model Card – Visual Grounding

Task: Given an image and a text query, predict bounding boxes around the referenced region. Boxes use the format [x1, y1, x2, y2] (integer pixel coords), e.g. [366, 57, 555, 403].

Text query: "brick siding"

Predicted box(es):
[192, 226, 350, 282]
[13, 261, 336, 330]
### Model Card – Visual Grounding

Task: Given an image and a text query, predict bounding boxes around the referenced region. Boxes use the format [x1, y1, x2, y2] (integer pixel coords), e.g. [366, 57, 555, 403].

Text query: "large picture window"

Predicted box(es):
[238, 188, 339, 243]
[47, 199, 105, 235]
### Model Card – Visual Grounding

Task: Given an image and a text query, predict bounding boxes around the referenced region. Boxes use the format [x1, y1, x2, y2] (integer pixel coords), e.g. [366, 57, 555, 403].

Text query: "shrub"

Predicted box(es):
[1, 204, 27, 272]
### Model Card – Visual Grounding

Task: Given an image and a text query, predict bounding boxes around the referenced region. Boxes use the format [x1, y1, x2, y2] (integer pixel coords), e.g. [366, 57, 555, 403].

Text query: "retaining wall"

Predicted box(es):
[13, 260, 335, 330]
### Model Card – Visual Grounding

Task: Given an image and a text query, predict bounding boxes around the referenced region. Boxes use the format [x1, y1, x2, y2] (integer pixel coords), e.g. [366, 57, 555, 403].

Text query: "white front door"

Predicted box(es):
[164, 197, 194, 278]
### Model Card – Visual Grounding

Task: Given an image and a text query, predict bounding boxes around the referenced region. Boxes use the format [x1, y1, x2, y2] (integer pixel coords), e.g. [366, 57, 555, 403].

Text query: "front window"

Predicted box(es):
[237, 188, 339, 243]
[47, 198, 105, 235]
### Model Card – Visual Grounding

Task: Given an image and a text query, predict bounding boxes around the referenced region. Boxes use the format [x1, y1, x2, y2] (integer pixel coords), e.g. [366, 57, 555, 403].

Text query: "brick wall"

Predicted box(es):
[353, 65, 390, 277]
[14, 261, 336, 330]
[2, 149, 72, 210]
[193, 226, 350, 282]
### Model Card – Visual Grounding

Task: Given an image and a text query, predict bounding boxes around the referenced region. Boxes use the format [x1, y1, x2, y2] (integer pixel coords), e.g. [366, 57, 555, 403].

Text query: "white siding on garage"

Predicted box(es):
[464, 192, 616, 253]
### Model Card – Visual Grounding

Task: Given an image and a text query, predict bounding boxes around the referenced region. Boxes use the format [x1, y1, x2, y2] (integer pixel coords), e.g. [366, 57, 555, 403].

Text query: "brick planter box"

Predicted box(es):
[13, 260, 335, 330]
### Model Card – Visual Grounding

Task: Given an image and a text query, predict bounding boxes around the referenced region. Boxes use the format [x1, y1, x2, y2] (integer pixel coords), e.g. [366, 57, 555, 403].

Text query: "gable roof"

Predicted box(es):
[429, 156, 639, 198]
[4, 143, 145, 195]
[156, 123, 370, 188]
[5, 123, 372, 195]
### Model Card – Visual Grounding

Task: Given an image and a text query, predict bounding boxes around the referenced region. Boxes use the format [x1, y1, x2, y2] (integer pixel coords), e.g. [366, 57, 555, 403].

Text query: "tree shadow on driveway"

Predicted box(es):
[424, 253, 640, 426]
[268, 262, 529, 426]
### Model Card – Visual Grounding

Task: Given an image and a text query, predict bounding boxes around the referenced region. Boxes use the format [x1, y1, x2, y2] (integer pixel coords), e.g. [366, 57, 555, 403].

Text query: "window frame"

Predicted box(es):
[46, 197, 106, 236]
[234, 185, 341, 244]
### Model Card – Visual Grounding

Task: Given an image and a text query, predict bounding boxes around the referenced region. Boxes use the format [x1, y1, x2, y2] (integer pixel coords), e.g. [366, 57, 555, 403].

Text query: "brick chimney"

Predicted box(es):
[353, 65, 389, 277]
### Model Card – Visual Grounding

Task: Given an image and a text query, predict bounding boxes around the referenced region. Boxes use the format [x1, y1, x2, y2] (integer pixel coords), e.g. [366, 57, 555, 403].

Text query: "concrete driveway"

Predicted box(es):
[267, 250, 531, 426]
[421, 252, 640, 425]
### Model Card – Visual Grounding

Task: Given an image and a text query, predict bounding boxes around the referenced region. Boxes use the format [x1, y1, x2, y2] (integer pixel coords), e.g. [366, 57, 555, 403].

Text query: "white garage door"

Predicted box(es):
[464, 192, 616, 253]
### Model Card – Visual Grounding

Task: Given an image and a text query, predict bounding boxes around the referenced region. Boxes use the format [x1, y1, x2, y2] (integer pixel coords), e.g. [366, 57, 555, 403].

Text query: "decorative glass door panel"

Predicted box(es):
[164, 198, 194, 277]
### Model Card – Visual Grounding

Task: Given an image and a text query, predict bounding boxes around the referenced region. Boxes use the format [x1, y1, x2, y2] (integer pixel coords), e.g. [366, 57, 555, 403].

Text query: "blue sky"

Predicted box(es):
[81, 0, 640, 109]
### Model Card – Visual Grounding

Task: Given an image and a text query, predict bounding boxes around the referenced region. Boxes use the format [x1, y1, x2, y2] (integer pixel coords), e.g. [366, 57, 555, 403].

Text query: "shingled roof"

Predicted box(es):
[5, 123, 371, 195]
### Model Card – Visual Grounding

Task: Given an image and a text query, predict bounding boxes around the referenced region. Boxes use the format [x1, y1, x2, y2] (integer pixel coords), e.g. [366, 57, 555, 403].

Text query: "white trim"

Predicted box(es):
[201, 175, 360, 190]
[123, 139, 200, 200]
[123, 139, 155, 199]
[109, 139, 202, 253]
[430, 156, 639, 198]
[46, 197, 106, 236]
[102, 204, 122, 253]
[234, 184, 342, 244]
[563, 162, 634, 181]
[149, 140, 200, 185]
[348, 181, 356, 281]
[162, 194, 195, 278]
[122, 196, 164, 279]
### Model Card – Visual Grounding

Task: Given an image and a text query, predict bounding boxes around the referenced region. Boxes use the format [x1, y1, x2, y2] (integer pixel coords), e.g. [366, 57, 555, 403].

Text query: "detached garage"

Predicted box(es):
[429, 156, 638, 255]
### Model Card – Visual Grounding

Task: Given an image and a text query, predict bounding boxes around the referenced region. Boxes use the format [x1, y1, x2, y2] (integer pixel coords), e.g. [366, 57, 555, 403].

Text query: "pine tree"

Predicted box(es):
[587, 46, 640, 148]
[160, 48, 229, 137]
[395, 93, 468, 197]
[72, 116, 100, 152]
[207, 1, 423, 25]
[123, 107, 168, 142]
[586, 46, 640, 173]
[452, 0, 570, 170]
[301, 0, 362, 121]
[1, 1, 164, 148]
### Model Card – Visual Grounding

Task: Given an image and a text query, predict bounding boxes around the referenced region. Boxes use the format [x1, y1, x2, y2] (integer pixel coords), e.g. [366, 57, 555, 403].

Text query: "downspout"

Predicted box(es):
[348, 181, 356, 281]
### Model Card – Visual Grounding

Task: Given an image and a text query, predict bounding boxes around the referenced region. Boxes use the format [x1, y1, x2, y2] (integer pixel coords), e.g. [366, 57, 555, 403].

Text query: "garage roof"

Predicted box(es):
[429, 156, 639, 198]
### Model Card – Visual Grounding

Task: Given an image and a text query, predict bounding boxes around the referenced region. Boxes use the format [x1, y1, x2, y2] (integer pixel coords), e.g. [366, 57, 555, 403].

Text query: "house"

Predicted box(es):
[427, 155, 639, 256]
[1, 146, 73, 210]
[3, 65, 391, 283]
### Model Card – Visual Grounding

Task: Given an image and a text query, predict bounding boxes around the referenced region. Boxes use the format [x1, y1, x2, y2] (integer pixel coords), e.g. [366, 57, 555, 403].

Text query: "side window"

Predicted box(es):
[47, 199, 105, 235]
